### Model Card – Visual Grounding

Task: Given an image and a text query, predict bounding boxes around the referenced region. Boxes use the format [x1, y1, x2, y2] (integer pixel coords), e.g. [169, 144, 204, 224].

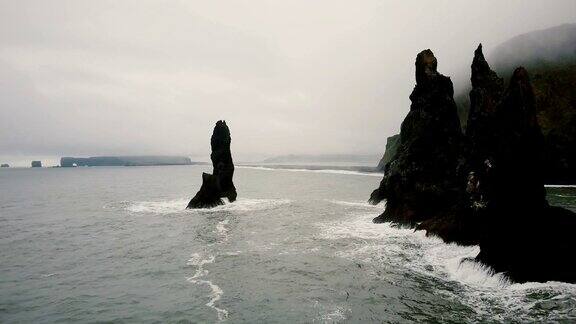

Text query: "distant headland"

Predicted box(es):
[60, 156, 197, 167]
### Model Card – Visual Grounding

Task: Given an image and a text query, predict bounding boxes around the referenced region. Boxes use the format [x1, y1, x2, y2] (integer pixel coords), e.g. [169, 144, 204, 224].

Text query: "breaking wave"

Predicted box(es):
[317, 208, 576, 322]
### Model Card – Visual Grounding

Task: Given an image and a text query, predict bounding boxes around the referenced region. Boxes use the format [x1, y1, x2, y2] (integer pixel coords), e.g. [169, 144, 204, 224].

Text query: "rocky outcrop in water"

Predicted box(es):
[187, 120, 237, 209]
[31, 161, 42, 168]
[369, 49, 463, 226]
[371, 45, 576, 282]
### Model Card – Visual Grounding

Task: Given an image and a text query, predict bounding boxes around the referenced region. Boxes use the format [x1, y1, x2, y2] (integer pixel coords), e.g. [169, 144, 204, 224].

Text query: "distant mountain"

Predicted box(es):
[261, 154, 380, 164]
[455, 24, 576, 183]
[491, 23, 576, 75]
[60, 155, 195, 167]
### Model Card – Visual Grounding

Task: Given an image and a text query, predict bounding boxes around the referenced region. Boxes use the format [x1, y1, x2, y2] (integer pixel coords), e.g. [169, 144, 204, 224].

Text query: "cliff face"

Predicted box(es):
[369, 50, 463, 226]
[187, 120, 237, 209]
[375, 134, 400, 171]
[531, 65, 576, 184]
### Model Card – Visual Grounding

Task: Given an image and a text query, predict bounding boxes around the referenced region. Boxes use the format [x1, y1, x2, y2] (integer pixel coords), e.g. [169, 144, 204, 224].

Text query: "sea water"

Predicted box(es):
[1, 165, 575, 322]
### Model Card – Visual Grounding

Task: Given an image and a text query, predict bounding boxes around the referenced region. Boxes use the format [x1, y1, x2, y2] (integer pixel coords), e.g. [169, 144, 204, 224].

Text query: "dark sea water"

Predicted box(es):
[1, 166, 575, 323]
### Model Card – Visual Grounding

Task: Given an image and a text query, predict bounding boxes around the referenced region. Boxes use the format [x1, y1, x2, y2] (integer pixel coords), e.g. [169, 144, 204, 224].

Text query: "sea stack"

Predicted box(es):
[369, 49, 463, 226]
[370, 45, 576, 283]
[187, 120, 237, 209]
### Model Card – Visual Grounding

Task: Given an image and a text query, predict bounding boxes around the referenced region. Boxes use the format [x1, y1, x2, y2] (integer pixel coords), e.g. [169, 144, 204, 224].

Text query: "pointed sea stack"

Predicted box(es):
[465, 44, 504, 172]
[187, 120, 237, 209]
[369, 49, 463, 226]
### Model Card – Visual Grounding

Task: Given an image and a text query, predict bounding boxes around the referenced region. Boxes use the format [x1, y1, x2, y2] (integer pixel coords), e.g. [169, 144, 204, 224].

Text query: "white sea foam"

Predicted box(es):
[545, 184, 576, 188]
[186, 252, 229, 322]
[126, 198, 189, 214]
[126, 198, 291, 215]
[312, 300, 350, 323]
[216, 219, 230, 241]
[318, 212, 576, 321]
[237, 166, 383, 177]
[326, 199, 384, 209]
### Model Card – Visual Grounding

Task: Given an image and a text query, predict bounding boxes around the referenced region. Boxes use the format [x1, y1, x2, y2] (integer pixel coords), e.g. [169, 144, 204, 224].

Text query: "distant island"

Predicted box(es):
[60, 156, 196, 167]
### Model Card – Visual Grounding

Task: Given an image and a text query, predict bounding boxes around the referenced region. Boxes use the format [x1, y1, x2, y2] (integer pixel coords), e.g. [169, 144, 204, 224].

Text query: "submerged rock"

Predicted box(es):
[187, 120, 237, 209]
[369, 49, 463, 226]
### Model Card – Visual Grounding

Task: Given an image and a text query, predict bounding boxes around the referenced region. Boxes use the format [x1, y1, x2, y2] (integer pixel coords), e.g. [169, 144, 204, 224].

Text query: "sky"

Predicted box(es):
[1, 0, 575, 166]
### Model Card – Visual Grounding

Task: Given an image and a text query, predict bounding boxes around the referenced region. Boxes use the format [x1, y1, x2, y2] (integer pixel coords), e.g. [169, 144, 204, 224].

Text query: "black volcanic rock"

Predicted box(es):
[369, 50, 463, 226]
[376, 45, 576, 282]
[471, 67, 576, 282]
[465, 44, 504, 172]
[31, 161, 42, 168]
[187, 120, 237, 209]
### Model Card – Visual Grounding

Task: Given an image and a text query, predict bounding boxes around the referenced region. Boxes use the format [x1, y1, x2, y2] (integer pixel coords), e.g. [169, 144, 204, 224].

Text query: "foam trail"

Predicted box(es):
[186, 253, 228, 321]
[545, 184, 576, 188]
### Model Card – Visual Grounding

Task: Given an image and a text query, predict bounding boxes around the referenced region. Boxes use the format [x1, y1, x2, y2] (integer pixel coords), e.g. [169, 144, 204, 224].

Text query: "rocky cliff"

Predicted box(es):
[371, 46, 576, 282]
[187, 120, 237, 209]
[375, 134, 400, 171]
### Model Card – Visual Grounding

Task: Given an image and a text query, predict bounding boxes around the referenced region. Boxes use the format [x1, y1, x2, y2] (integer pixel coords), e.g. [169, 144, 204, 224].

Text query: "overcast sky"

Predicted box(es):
[1, 0, 575, 165]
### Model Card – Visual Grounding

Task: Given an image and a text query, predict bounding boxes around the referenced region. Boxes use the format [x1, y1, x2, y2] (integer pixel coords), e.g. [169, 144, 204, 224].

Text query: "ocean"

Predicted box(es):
[1, 165, 575, 322]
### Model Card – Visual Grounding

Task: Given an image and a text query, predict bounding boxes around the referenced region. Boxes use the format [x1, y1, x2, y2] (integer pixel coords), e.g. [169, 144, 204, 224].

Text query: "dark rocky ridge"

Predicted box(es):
[371, 46, 576, 282]
[187, 120, 237, 209]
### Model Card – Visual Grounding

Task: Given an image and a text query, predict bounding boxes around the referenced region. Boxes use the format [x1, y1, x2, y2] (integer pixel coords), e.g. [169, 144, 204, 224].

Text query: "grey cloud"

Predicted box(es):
[0, 0, 575, 165]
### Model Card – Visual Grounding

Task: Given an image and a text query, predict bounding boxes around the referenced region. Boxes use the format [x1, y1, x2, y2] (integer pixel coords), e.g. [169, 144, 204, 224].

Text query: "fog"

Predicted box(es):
[1, 0, 575, 165]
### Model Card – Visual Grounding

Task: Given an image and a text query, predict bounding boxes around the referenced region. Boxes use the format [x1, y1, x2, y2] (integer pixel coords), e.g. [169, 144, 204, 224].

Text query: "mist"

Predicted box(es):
[1, 0, 575, 166]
